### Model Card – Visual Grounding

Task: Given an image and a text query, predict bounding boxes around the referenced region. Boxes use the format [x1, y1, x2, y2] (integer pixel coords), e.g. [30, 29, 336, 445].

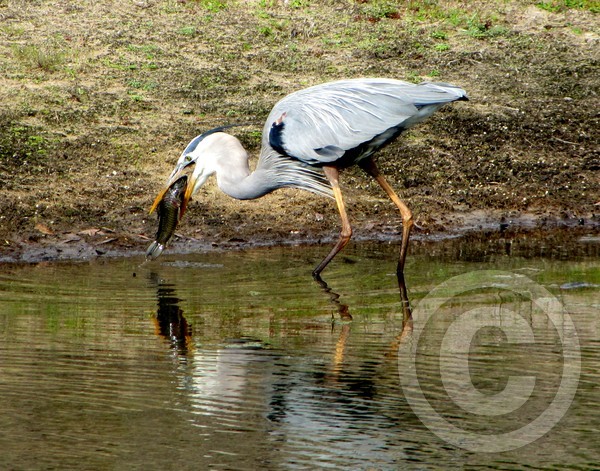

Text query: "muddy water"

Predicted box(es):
[0, 235, 598, 469]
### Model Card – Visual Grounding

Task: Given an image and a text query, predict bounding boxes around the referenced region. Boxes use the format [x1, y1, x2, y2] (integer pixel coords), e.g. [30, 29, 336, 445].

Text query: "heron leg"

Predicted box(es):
[359, 157, 413, 274]
[313, 166, 352, 278]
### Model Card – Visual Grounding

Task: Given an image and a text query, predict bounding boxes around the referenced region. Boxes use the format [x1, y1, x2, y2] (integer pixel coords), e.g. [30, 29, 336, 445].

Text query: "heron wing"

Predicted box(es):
[265, 78, 467, 166]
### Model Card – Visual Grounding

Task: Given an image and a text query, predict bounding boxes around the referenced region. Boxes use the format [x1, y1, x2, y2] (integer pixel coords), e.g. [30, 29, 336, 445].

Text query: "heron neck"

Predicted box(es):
[217, 167, 277, 200]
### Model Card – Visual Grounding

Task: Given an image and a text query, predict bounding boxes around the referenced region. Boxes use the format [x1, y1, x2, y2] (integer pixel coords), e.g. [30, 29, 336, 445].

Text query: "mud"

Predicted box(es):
[1, 208, 597, 265]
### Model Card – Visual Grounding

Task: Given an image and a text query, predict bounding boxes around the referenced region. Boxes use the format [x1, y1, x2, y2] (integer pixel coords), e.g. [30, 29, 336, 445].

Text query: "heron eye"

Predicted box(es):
[184, 155, 192, 162]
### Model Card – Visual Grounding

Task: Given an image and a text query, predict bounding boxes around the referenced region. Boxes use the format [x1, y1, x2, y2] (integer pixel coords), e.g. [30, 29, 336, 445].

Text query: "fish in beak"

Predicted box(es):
[146, 174, 189, 260]
[149, 161, 193, 217]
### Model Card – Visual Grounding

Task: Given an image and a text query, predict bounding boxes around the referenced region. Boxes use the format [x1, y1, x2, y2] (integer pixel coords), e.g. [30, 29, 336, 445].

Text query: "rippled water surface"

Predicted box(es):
[0, 235, 598, 469]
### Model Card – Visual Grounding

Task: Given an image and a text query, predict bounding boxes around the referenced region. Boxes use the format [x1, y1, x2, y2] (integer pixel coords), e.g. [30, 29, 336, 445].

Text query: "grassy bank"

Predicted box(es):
[0, 0, 597, 252]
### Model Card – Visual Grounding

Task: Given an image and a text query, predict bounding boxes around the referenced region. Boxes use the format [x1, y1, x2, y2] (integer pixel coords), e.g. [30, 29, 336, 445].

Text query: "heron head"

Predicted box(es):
[149, 128, 227, 215]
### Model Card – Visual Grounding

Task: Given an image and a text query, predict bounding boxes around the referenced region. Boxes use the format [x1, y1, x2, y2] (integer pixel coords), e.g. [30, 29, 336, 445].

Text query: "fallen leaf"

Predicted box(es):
[35, 223, 54, 235]
[79, 228, 102, 236]
[60, 234, 82, 243]
[96, 237, 118, 245]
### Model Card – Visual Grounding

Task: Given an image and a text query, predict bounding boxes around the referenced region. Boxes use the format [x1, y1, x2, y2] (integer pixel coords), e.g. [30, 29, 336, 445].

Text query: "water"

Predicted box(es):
[0, 235, 598, 469]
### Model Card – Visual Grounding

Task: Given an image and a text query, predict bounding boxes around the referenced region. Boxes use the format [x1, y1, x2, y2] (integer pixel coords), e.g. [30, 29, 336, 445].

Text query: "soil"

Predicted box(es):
[0, 1, 598, 264]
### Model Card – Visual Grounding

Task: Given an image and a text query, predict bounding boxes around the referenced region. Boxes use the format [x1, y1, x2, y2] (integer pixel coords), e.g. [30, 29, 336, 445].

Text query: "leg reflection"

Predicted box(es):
[315, 272, 414, 382]
[313, 275, 352, 378]
[397, 272, 413, 338]
[313, 275, 352, 321]
[388, 272, 413, 357]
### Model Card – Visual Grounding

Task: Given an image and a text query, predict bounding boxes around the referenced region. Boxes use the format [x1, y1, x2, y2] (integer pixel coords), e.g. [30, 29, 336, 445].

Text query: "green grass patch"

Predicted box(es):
[193, 0, 228, 12]
[0, 123, 54, 165]
[102, 57, 138, 71]
[358, 0, 400, 19]
[128, 92, 145, 102]
[178, 26, 197, 36]
[464, 16, 510, 39]
[12, 43, 68, 72]
[127, 79, 158, 91]
[536, 0, 600, 13]
[126, 44, 160, 59]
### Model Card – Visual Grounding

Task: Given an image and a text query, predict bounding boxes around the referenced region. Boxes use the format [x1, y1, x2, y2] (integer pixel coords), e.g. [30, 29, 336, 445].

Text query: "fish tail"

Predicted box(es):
[145, 241, 165, 260]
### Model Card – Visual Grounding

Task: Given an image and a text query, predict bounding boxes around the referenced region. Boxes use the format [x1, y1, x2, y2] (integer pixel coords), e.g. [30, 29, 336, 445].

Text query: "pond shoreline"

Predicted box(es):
[2, 210, 597, 265]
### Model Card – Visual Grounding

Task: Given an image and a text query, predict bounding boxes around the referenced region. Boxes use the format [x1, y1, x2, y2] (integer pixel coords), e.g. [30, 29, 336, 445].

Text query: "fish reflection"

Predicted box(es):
[147, 275, 275, 425]
[149, 274, 192, 354]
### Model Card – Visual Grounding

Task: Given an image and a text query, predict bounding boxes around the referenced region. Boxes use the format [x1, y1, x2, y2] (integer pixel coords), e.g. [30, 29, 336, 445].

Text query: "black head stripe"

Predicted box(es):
[182, 124, 244, 155]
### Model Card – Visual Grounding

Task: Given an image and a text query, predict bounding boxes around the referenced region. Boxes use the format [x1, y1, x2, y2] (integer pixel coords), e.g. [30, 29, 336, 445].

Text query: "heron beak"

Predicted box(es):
[181, 170, 198, 219]
[149, 163, 191, 215]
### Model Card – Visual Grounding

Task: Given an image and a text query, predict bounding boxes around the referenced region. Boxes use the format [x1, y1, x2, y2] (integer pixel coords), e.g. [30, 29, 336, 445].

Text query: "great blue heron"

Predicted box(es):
[151, 78, 467, 276]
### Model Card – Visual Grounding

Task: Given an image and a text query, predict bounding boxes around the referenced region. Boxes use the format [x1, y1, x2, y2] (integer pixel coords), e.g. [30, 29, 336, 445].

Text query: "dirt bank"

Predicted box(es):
[1, 1, 598, 264]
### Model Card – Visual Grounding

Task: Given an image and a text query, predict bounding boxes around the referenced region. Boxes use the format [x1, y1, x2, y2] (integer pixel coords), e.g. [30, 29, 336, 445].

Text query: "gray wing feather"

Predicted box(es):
[264, 78, 467, 165]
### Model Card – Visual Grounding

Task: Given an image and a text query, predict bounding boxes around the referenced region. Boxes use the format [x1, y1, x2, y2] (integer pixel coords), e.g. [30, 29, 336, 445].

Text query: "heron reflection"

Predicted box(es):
[142, 265, 417, 466]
